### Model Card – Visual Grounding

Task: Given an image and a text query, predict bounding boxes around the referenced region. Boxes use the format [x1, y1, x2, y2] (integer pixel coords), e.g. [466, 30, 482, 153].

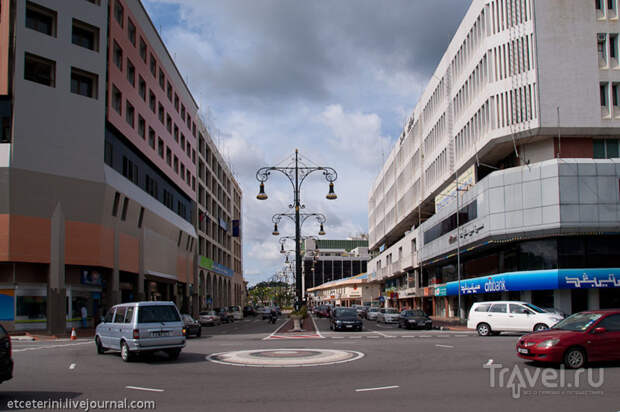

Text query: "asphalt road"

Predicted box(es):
[2, 316, 619, 412]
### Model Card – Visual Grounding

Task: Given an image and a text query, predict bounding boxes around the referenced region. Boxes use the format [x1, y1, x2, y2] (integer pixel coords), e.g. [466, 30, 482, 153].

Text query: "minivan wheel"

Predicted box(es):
[167, 348, 181, 360]
[120, 341, 133, 362]
[564, 347, 586, 369]
[477, 323, 491, 336]
[534, 323, 549, 332]
[95, 336, 105, 354]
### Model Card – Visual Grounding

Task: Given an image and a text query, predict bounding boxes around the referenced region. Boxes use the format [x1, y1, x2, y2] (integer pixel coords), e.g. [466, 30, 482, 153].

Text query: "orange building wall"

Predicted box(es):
[118, 233, 139, 273]
[0, 1, 11, 95]
[0, 214, 8, 261]
[9, 215, 50, 263]
[65, 221, 114, 268]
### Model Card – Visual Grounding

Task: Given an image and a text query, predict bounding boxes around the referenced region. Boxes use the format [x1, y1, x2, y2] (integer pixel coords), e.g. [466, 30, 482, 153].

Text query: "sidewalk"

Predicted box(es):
[431, 318, 472, 332]
[10, 328, 96, 341]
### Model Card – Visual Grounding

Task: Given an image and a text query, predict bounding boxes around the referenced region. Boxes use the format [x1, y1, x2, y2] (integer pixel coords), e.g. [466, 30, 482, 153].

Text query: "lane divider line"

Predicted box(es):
[435, 344, 454, 348]
[310, 316, 325, 339]
[125, 386, 164, 393]
[69, 363, 76, 370]
[355, 385, 400, 392]
[262, 318, 293, 341]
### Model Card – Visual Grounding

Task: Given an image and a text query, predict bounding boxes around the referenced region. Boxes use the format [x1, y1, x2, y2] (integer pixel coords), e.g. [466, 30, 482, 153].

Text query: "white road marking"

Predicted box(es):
[435, 344, 454, 348]
[401, 335, 416, 338]
[69, 363, 76, 370]
[355, 385, 400, 392]
[348, 336, 362, 339]
[310, 316, 324, 339]
[331, 336, 344, 339]
[419, 335, 431, 338]
[125, 386, 164, 393]
[484, 359, 493, 366]
[13, 341, 92, 352]
[262, 318, 291, 340]
[372, 331, 394, 338]
[366, 336, 379, 339]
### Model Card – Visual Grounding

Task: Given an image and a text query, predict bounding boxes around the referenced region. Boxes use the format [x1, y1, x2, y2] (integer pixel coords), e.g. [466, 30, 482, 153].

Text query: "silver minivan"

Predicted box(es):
[95, 301, 185, 362]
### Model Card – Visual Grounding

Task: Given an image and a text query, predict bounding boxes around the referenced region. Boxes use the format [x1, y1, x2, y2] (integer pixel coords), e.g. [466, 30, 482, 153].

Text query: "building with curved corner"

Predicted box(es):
[0, 0, 244, 332]
[368, 0, 620, 319]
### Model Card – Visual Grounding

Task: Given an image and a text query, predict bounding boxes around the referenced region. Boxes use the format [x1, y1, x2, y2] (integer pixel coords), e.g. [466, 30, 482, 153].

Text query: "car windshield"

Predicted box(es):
[369, 308, 379, 312]
[523, 303, 545, 313]
[230, 306, 240, 311]
[137, 305, 180, 323]
[335, 308, 357, 317]
[385, 309, 398, 314]
[412, 310, 425, 316]
[551, 313, 602, 331]
[202, 311, 216, 316]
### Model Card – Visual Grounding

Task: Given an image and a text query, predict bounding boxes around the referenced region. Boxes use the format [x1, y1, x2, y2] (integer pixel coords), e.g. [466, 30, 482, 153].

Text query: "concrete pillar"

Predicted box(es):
[47, 203, 66, 334]
[137, 228, 145, 302]
[110, 222, 121, 306]
[554, 289, 572, 316]
[520, 290, 532, 303]
[587, 289, 600, 310]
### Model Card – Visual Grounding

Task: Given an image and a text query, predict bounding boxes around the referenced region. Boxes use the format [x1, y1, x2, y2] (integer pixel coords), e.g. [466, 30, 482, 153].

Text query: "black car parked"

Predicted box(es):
[0, 325, 12, 383]
[398, 309, 432, 330]
[182, 314, 202, 338]
[329, 307, 363, 331]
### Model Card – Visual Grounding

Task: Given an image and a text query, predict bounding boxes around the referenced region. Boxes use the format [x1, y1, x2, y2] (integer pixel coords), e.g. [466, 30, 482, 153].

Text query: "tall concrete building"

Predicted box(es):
[0, 0, 244, 332]
[368, 0, 620, 318]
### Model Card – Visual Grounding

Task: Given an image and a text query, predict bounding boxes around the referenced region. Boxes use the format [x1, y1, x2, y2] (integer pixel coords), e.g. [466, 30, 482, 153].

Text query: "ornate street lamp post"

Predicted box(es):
[256, 150, 337, 303]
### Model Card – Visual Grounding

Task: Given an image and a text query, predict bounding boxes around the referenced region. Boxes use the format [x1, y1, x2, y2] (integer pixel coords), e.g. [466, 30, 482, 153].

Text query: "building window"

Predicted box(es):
[149, 90, 156, 113]
[174, 156, 179, 174]
[167, 82, 172, 101]
[174, 124, 179, 142]
[159, 69, 165, 90]
[122, 156, 138, 185]
[149, 54, 156, 76]
[125, 100, 134, 127]
[593, 139, 619, 158]
[72, 19, 98, 51]
[127, 18, 136, 46]
[112, 85, 122, 114]
[139, 37, 147, 62]
[174, 94, 179, 111]
[121, 197, 129, 221]
[148, 127, 155, 148]
[104, 141, 113, 166]
[138, 76, 146, 100]
[181, 163, 185, 179]
[113, 41, 123, 70]
[158, 103, 164, 123]
[157, 138, 164, 158]
[112, 192, 121, 216]
[614, 83, 620, 106]
[145, 175, 158, 198]
[126, 59, 135, 86]
[85, 0, 101, 5]
[611, 34, 618, 60]
[180, 134, 185, 151]
[187, 115, 191, 129]
[26, 1, 56, 37]
[596, 0, 604, 9]
[181, 105, 185, 121]
[163, 190, 173, 210]
[609, 0, 615, 9]
[138, 115, 145, 139]
[114, 0, 124, 27]
[24, 53, 55, 87]
[601, 82, 609, 106]
[138, 207, 144, 228]
[70, 67, 97, 98]
[192, 122, 196, 137]
[166, 147, 172, 166]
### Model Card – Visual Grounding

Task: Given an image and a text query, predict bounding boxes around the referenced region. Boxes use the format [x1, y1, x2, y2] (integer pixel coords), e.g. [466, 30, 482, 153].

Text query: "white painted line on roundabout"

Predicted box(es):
[310, 316, 325, 339]
[69, 363, 76, 370]
[371, 331, 394, 338]
[355, 385, 400, 392]
[13, 341, 91, 352]
[126, 386, 164, 393]
[435, 344, 454, 348]
[262, 318, 292, 340]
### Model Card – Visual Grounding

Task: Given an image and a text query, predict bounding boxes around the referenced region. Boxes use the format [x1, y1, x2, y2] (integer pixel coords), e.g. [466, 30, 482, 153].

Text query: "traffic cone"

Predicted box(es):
[70, 328, 77, 340]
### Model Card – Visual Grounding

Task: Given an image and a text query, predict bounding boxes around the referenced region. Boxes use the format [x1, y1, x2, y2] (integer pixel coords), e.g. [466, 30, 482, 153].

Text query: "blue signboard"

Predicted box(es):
[558, 268, 620, 289]
[444, 269, 620, 296]
[435, 286, 447, 296]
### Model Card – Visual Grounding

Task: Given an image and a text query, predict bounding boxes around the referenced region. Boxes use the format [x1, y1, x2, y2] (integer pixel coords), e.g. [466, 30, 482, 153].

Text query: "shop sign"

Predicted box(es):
[81, 270, 103, 286]
[0, 290, 14, 321]
[434, 286, 447, 296]
[559, 269, 620, 289]
[199, 256, 233, 277]
[423, 287, 431, 297]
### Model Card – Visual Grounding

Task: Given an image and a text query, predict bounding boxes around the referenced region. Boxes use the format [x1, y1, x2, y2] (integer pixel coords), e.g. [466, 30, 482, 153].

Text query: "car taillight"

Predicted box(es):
[182, 328, 186, 335]
[133, 329, 140, 339]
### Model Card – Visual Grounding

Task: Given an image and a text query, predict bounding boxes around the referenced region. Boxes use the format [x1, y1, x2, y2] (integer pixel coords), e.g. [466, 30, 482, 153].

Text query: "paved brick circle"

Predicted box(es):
[206, 349, 365, 367]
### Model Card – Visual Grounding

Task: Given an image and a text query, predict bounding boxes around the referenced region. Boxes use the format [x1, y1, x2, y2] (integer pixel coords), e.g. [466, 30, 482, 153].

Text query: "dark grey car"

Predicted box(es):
[398, 309, 432, 330]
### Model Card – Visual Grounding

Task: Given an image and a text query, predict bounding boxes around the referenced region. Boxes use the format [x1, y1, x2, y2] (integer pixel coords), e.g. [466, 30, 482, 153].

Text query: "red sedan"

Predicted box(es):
[516, 309, 620, 369]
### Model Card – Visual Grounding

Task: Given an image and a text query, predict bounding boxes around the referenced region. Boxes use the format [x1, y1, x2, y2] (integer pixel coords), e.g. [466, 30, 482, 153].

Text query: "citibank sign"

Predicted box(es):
[484, 278, 507, 293]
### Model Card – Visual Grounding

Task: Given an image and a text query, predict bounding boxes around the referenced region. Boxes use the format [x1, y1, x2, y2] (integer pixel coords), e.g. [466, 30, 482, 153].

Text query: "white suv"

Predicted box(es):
[467, 301, 564, 336]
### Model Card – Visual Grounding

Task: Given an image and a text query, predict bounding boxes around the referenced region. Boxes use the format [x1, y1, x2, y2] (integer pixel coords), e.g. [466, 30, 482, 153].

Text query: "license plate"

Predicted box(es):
[346, 325, 353, 328]
[152, 331, 170, 337]
[518, 348, 529, 354]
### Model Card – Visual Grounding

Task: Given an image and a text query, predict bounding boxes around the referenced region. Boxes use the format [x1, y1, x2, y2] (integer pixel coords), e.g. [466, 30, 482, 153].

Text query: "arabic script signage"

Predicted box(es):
[443, 269, 620, 297]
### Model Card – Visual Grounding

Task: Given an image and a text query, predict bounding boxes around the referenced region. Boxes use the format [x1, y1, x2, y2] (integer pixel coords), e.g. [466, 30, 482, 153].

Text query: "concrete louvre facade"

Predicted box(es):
[368, 0, 620, 318]
[0, 0, 244, 332]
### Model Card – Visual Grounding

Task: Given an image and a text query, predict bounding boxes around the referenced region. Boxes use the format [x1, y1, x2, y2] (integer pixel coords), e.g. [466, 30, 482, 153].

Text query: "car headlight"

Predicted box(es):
[336, 320, 342, 324]
[536, 339, 560, 349]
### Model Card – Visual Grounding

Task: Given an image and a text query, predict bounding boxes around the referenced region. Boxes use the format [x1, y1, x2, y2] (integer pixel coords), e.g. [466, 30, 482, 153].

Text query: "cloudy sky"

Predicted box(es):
[142, 0, 472, 285]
